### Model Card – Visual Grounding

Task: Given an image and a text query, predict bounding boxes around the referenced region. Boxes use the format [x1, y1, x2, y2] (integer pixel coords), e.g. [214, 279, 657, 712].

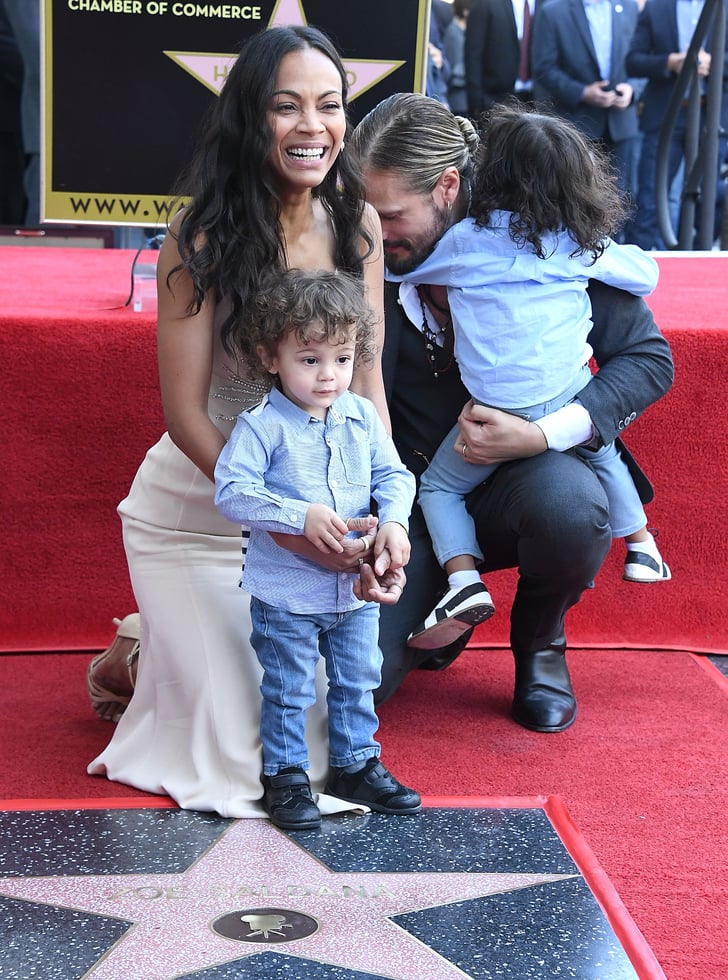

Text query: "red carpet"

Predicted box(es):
[1, 248, 728, 653]
[1, 646, 727, 980]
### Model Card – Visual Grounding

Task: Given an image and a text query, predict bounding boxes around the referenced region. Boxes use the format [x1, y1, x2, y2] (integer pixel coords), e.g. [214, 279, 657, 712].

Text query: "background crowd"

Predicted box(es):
[2, 1, 726, 248]
[427, 0, 728, 249]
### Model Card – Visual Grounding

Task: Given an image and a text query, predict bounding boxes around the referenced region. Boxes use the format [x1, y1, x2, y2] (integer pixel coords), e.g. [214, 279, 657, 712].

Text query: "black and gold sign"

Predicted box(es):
[41, 0, 429, 225]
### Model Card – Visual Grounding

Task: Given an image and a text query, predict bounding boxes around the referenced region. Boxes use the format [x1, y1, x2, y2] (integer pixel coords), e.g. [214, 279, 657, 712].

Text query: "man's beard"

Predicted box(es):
[384, 200, 451, 275]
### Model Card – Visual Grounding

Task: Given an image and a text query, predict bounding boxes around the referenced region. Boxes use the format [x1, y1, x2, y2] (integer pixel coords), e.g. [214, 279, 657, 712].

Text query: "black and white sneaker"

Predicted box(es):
[407, 582, 495, 650]
[623, 552, 672, 583]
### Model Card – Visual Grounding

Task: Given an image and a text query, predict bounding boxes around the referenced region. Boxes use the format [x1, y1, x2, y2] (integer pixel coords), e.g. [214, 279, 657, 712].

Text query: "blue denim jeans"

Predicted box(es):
[250, 597, 381, 775]
[578, 439, 646, 538]
[419, 365, 645, 567]
[630, 118, 686, 251]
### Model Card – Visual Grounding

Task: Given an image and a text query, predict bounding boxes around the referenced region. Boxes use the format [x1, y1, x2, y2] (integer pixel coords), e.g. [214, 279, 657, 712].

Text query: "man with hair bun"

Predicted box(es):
[351, 92, 673, 732]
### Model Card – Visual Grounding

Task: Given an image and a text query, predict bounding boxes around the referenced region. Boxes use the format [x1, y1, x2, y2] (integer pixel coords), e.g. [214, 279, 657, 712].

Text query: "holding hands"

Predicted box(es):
[354, 560, 407, 606]
[350, 515, 409, 606]
[347, 515, 410, 606]
[295, 511, 408, 606]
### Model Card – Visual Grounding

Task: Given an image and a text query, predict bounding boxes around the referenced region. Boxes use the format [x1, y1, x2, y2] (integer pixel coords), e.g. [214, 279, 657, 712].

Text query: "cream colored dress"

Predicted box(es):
[87, 318, 338, 817]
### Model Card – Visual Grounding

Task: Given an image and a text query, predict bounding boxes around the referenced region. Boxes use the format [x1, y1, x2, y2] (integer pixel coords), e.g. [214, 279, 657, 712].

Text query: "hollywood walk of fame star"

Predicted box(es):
[165, 0, 408, 103]
[1, 813, 575, 979]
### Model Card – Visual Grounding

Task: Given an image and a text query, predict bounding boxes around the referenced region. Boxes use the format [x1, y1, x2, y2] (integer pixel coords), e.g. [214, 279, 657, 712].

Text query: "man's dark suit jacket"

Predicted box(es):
[532, 0, 639, 143]
[465, 0, 525, 115]
[382, 280, 674, 507]
[626, 0, 728, 134]
[431, 0, 455, 34]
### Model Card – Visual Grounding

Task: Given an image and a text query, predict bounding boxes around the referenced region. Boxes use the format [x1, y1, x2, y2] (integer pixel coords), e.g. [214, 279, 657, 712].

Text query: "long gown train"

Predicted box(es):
[87, 350, 333, 816]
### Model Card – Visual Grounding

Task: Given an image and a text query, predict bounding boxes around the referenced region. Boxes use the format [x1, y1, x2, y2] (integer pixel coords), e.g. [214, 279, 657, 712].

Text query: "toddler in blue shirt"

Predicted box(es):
[215, 268, 419, 829]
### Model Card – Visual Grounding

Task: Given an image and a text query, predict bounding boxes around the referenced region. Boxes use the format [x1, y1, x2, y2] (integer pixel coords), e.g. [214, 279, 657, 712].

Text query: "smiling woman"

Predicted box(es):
[267, 47, 347, 192]
[86, 24, 394, 819]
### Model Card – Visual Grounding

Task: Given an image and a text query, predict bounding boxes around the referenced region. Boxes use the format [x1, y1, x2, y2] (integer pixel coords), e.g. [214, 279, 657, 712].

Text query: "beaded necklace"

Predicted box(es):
[416, 286, 454, 379]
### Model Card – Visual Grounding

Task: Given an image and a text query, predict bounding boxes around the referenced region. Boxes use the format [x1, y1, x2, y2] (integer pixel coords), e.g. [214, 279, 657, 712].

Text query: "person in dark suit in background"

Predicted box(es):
[427, 0, 452, 106]
[442, 0, 473, 114]
[3, 0, 40, 225]
[625, 0, 728, 249]
[531, 0, 641, 211]
[0, 0, 25, 224]
[465, 0, 536, 119]
[431, 0, 456, 34]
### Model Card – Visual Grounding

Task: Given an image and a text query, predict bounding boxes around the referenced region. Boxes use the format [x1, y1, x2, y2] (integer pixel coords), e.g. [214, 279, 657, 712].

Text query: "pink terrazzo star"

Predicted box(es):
[1, 818, 574, 979]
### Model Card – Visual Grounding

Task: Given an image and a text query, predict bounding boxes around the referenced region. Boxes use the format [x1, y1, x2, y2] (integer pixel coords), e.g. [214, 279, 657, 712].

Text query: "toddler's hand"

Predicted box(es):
[304, 503, 349, 553]
[373, 521, 410, 575]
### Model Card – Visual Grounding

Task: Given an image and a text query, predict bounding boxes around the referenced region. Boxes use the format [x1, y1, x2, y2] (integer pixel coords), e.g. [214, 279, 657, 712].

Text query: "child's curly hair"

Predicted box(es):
[470, 102, 629, 261]
[243, 268, 378, 381]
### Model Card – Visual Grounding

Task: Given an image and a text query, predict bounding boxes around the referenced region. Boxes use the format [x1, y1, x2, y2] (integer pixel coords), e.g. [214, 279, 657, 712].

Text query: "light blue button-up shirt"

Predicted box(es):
[583, 0, 613, 82]
[215, 386, 415, 614]
[387, 212, 658, 410]
[677, 0, 705, 51]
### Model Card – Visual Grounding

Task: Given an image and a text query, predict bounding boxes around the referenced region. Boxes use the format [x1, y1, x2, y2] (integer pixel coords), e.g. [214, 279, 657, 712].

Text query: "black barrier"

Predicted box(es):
[655, 0, 726, 250]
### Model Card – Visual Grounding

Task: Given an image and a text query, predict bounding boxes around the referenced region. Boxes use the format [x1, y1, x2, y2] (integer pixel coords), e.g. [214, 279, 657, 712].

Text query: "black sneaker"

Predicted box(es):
[325, 758, 421, 814]
[262, 768, 321, 830]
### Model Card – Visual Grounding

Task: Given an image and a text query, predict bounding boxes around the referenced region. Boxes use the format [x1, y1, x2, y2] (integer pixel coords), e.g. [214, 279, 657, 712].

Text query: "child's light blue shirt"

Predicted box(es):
[387, 211, 659, 409]
[215, 387, 415, 614]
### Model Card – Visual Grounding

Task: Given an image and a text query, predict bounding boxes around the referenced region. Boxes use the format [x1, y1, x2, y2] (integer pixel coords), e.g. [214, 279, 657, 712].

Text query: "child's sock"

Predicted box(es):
[626, 531, 662, 560]
[624, 530, 671, 582]
[447, 569, 483, 591]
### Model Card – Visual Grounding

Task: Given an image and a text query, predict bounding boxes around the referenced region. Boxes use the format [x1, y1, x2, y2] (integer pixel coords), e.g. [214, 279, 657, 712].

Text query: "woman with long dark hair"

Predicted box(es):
[87, 25, 399, 817]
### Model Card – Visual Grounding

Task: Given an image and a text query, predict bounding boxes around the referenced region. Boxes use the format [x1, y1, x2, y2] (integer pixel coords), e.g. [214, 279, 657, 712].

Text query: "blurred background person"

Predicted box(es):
[465, 0, 536, 120]
[442, 0, 473, 115]
[531, 0, 641, 239]
[427, 0, 452, 106]
[0, 0, 25, 224]
[432, 0, 456, 33]
[3, 0, 40, 225]
[626, 0, 728, 249]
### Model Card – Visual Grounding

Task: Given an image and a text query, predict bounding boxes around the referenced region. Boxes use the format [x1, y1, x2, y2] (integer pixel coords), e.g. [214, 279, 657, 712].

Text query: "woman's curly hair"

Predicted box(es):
[244, 268, 377, 383]
[470, 102, 628, 261]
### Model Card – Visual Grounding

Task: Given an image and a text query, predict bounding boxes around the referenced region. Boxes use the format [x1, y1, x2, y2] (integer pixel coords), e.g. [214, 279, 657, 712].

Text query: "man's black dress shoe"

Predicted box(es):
[417, 629, 472, 671]
[262, 768, 321, 830]
[512, 643, 577, 733]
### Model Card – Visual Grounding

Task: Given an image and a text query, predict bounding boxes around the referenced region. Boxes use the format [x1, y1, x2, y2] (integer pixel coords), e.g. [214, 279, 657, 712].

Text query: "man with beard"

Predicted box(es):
[350, 92, 674, 732]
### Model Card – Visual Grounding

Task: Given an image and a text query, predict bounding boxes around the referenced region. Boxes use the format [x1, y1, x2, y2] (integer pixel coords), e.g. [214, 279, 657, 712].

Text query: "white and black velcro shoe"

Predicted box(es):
[623, 552, 672, 583]
[407, 582, 495, 650]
